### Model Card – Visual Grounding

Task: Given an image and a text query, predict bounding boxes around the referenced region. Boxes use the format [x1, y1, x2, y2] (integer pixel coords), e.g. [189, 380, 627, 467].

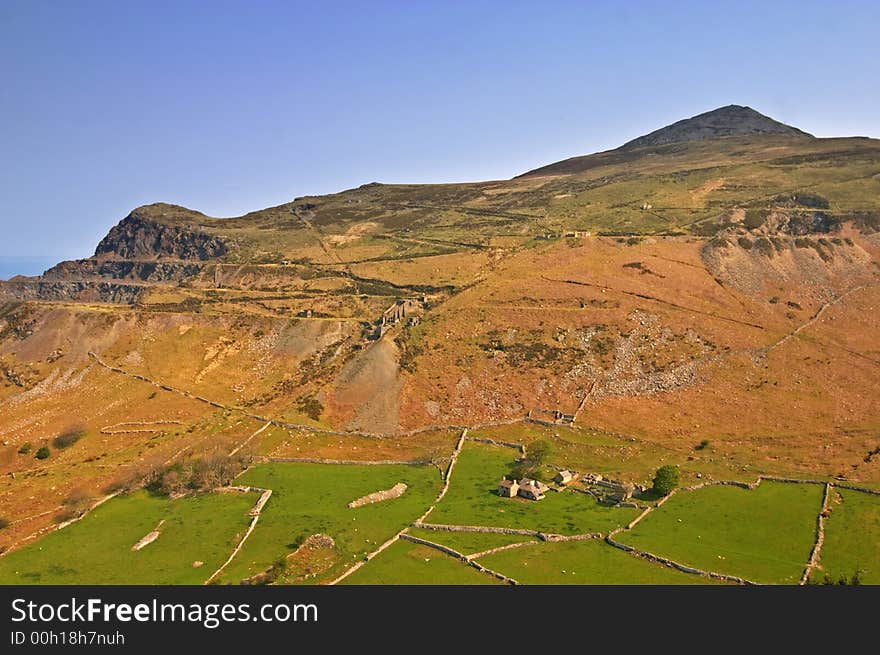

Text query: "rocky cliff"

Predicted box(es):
[95, 208, 227, 260]
[0, 205, 227, 303]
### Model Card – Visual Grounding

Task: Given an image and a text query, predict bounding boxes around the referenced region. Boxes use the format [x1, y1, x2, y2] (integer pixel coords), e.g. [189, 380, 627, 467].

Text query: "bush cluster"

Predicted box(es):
[145, 451, 252, 497]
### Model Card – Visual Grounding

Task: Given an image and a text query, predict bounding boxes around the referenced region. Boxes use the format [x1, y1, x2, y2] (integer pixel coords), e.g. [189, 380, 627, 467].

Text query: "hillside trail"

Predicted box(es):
[229, 421, 272, 457]
[293, 211, 369, 316]
[544, 276, 766, 329]
[766, 283, 876, 360]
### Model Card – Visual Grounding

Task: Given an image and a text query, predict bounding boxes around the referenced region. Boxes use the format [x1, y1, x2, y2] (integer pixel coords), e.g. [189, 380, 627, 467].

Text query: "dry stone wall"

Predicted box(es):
[269, 457, 431, 466]
[399, 533, 519, 585]
[800, 482, 832, 585]
[348, 483, 408, 508]
[605, 532, 754, 585]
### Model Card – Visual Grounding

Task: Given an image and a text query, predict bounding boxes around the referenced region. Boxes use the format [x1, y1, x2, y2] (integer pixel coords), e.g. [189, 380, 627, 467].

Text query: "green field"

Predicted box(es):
[477, 539, 721, 585]
[342, 540, 502, 585]
[407, 527, 537, 556]
[0, 490, 256, 584]
[428, 442, 639, 535]
[215, 462, 441, 584]
[814, 489, 880, 584]
[618, 482, 822, 584]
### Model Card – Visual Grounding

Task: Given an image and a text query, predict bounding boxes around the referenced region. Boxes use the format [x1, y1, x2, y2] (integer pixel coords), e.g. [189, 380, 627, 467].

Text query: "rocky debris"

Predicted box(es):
[131, 520, 165, 551]
[96, 209, 226, 260]
[241, 533, 337, 585]
[621, 104, 813, 149]
[348, 482, 408, 508]
[192, 561, 204, 568]
[0, 307, 37, 339]
[702, 228, 871, 292]
[598, 311, 715, 398]
[297, 533, 336, 550]
[757, 210, 838, 236]
[3, 367, 30, 388]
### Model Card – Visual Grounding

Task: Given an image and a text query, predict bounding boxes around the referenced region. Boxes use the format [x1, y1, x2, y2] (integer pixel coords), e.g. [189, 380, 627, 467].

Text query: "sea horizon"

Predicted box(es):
[0, 255, 60, 281]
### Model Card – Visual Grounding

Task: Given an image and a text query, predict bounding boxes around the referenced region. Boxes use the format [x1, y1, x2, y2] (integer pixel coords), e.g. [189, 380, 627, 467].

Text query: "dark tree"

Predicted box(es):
[53, 425, 86, 449]
[652, 464, 680, 496]
[528, 440, 553, 467]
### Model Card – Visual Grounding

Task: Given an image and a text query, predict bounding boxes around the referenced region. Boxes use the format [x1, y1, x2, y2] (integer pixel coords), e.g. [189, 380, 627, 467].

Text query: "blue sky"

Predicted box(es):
[1, 0, 877, 264]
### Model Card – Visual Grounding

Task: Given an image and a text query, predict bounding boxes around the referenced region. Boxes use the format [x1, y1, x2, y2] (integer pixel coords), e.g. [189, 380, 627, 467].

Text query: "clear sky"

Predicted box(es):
[1, 0, 878, 264]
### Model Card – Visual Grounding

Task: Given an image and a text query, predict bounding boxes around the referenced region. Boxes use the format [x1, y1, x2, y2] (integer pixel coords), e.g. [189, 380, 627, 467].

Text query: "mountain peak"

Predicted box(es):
[621, 104, 813, 149]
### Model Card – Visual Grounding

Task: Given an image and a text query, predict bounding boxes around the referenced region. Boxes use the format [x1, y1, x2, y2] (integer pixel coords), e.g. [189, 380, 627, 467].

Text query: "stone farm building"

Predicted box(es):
[498, 478, 549, 501]
[608, 483, 635, 503]
[517, 478, 549, 501]
[554, 469, 574, 485]
[498, 479, 519, 498]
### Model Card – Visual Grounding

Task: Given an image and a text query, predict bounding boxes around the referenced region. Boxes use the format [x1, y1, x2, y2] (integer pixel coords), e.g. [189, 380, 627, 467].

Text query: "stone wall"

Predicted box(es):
[204, 487, 270, 584]
[415, 522, 545, 538]
[465, 436, 525, 453]
[466, 540, 540, 561]
[605, 533, 754, 585]
[348, 483, 408, 508]
[399, 533, 519, 585]
[435, 430, 466, 503]
[270, 457, 431, 466]
[800, 482, 832, 585]
[399, 532, 467, 560]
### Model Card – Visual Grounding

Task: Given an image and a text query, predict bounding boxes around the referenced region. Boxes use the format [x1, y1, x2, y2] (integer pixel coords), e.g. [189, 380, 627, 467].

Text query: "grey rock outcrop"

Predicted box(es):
[95, 209, 226, 260]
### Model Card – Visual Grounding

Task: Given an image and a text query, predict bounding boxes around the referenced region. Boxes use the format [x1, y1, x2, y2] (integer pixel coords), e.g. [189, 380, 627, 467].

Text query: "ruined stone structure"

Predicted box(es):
[372, 297, 425, 339]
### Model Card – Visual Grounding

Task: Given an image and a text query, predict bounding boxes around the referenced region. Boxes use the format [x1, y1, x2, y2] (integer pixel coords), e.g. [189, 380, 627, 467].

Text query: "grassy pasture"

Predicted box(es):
[618, 482, 822, 584]
[215, 462, 441, 584]
[428, 442, 639, 535]
[814, 488, 880, 584]
[0, 490, 256, 584]
[477, 539, 719, 585]
[342, 540, 501, 585]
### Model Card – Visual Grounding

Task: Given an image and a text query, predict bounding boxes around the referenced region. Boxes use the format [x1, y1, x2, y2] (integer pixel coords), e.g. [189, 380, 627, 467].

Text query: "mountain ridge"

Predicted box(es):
[621, 104, 813, 149]
[517, 104, 815, 178]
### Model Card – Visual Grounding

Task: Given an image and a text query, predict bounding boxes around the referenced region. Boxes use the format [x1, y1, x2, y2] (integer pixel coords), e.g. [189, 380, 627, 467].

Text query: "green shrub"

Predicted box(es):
[791, 192, 829, 209]
[35, 446, 50, 460]
[743, 209, 767, 230]
[145, 451, 252, 497]
[694, 439, 710, 451]
[652, 465, 680, 496]
[0, 517, 9, 530]
[753, 237, 775, 257]
[53, 426, 86, 449]
[510, 439, 554, 481]
[295, 395, 323, 421]
[17, 442, 31, 455]
[819, 569, 863, 586]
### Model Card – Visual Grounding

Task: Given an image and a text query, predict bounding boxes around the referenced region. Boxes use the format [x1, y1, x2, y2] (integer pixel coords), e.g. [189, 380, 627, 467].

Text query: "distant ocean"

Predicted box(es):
[0, 256, 60, 281]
